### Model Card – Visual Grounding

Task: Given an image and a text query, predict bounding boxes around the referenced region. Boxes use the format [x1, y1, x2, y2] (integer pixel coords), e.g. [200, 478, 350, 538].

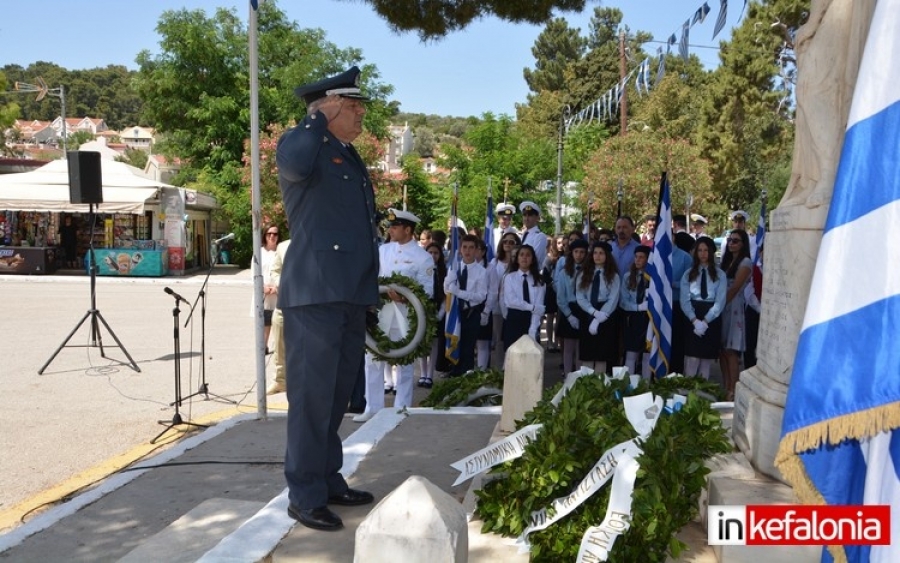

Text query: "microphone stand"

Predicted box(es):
[182, 239, 236, 404]
[153, 290, 206, 444]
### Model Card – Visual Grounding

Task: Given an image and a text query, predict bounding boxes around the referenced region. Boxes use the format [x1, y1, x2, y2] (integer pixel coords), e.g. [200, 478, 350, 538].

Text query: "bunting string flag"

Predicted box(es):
[712, 0, 728, 39]
[775, 1, 900, 561]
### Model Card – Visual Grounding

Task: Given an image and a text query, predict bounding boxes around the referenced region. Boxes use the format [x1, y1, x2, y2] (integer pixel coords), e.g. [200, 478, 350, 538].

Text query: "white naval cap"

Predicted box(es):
[495, 202, 515, 216]
[519, 201, 541, 216]
[729, 210, 749, 221]
[386, 208, 421, 226]
[690, 213, 708, 224]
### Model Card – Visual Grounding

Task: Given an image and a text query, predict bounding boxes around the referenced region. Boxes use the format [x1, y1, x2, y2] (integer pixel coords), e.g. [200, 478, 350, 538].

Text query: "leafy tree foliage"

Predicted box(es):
[0, 72, 20, 152]
[1, 63, 142, 129]
[133, 1, 393, 185]
[523, 18, 586, 95]
[580, 132, 715, 228]
[359, 0, 594, 40]
[696, 0, 802, 210]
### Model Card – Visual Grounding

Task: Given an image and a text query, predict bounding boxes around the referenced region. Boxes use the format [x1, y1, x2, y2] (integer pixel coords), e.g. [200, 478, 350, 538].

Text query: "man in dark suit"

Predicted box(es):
[276, 66, 379, 531]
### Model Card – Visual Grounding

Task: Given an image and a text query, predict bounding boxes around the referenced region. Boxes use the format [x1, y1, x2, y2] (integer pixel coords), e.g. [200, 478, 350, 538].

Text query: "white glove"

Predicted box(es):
[567, 314, 580, 329]
[437, 309, 445, 321]
[445, 281, 457, 296]
[692, 319, 707, 337]
[480, 311, 490, 326]
[594, 311, 609, 323]
[698, 320, 709, 336]
[589, 317, 601, 335]
[637, 302, 649, 312]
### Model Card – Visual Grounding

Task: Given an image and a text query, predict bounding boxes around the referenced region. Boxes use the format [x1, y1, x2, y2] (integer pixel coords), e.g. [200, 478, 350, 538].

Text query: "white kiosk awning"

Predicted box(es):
[0, 159, 173, 214]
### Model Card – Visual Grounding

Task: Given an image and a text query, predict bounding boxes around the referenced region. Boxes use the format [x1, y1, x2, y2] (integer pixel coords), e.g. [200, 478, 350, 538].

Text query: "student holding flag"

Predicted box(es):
[445, 236, 488, 375]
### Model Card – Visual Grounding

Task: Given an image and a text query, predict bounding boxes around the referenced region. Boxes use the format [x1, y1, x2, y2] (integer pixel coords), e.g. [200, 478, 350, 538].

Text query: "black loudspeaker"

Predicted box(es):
[68, 151, 103, 204]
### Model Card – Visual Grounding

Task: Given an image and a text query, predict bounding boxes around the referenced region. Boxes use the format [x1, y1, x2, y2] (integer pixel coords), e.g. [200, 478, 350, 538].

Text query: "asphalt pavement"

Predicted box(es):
[0, 268, 717, 562]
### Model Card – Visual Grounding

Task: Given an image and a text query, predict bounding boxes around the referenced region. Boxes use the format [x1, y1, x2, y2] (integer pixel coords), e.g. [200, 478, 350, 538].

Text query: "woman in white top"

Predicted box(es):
[500, 244, 545, 349]
[259, 223, 280, 353]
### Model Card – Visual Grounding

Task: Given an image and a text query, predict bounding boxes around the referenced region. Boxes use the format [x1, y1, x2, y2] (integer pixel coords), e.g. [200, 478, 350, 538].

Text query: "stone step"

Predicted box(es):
[117, 498, 265, 563]
[706, 472, 819, 562]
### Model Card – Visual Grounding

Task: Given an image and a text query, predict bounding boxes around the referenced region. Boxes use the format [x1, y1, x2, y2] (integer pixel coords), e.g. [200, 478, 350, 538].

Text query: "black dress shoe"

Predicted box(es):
[287, 504, 343, 531]
[328, 488, 374, 506]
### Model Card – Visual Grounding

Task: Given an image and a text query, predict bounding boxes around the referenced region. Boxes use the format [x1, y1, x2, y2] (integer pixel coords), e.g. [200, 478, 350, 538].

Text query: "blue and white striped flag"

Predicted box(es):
[656, 47, 666, 85]
[645, 173, 673, 380]
[753, 197, 765, 266]
[679, 19, 691, 62]
[712, 0, 728, 40]
[775, 3, 900, 561]
[444, 187, 462, 365]
[484, 181, 495, 263]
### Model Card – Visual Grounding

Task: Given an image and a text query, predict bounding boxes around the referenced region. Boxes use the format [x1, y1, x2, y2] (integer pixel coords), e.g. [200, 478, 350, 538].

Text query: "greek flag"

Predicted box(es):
[656, 47, 666, 85]
[250, 0, 259, 10]
[754, 198, 765, 266]
[775, 3, 900, 561]
[712, 0, 728, 40]
[679, 19, 690, 61]
[444, 188, 462, 365]
[645, 173, 673, 380]
[484, 185, 495, 263]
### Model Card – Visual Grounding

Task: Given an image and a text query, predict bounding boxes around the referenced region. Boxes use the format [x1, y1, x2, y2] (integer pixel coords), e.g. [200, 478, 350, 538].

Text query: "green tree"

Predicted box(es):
[580, 132, 715, 228]
[118, 147, 149, 170]
[523, 18, 586, 95]
[696, 0, 802, 209]
[362, 0, 596, 40]
[66, 130, 95, 149]
[0, 72, 20, 153]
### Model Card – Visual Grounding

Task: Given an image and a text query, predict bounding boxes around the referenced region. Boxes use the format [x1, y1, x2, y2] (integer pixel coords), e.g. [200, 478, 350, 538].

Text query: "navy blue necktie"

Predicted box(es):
[591, 270, 602, 305]
[636, 273, 646, 304]
[700, 268, 708, 299]
[459, 265, 468, 290]
[522, 274, 531, 304]
[521, 231, 528, 244]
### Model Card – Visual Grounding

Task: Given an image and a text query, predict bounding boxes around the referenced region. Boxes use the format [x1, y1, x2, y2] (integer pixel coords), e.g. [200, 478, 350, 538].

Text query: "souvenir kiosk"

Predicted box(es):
[0, 158, 217, 276]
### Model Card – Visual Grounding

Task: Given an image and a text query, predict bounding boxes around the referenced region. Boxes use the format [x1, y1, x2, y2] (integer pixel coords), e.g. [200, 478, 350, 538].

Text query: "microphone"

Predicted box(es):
[164, 286, 189, 304]
[213, 232, 235, 245]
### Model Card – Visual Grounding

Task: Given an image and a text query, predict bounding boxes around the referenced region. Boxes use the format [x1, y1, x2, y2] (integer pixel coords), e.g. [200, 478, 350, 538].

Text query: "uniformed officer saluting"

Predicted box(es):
[356, 208, 434, 423]
[276, 66, 379, 532]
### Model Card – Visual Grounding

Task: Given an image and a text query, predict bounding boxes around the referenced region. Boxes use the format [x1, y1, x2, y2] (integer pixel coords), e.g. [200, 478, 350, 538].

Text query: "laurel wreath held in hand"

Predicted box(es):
[365, 273, 437, 365]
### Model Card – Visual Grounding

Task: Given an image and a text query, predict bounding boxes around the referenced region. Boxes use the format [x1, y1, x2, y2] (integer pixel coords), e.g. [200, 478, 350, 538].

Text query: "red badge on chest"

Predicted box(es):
[332, 157, 344, 164]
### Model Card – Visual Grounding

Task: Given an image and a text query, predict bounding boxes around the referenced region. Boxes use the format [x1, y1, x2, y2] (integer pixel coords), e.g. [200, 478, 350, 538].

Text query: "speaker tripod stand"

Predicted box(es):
[153, 290, 207, 443]
[39, 203, 140, 375]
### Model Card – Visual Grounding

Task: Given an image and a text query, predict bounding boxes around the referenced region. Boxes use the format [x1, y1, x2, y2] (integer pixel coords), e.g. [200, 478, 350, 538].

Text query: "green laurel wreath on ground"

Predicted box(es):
[420, 368, 506, 408]
[366, 272, 436, 365]
[475, 374, 731, 562]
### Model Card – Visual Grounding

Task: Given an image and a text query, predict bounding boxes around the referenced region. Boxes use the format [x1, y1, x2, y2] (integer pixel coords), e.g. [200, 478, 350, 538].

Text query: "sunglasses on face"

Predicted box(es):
[727, 238, 741, 243]
[266, 232, 279, 236]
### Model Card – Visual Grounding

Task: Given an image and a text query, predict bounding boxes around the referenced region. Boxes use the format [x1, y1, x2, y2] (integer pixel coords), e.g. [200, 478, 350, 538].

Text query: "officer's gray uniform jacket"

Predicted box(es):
[276, 111, 380, 308]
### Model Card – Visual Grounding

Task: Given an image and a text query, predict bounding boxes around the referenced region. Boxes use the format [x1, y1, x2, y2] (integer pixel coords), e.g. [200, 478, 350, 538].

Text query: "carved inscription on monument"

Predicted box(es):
[757, 224, 823, 387]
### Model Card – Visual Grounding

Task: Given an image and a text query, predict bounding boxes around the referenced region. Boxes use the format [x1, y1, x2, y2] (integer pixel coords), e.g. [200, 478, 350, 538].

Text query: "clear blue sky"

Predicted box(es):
[1, 0, 738, 117]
